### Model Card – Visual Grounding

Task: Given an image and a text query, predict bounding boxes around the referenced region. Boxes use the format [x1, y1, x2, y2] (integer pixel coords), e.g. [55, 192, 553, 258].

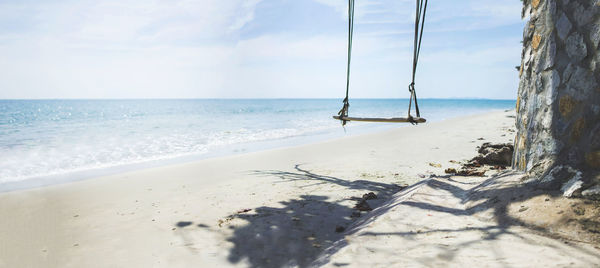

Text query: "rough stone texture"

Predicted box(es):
[556, 12, 572, 40]
[561, 175, 583, 197]
[591, 22, 600, 49]
[565, 32, 587, 63]
[514, 0, 600, 192]
[582, 185, 600, 198]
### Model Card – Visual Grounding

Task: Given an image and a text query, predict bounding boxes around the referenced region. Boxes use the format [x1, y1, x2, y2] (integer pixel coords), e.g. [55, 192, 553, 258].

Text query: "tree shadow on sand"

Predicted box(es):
[224, 165, 403, 268]
[174, 166, 600, 267]
[313, 171, 600, 266]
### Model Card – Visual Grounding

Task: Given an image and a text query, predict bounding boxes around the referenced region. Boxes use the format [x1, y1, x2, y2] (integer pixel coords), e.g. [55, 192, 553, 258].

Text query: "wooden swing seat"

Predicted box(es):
[333, 115, 426, 123]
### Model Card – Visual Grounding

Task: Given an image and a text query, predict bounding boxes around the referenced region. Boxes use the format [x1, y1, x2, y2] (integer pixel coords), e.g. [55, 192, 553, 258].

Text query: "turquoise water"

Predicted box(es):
[0, 99, 514, 189]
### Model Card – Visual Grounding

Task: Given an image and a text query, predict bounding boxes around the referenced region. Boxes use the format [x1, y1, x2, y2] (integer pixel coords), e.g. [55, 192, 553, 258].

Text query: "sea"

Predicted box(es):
[0, 99, 515, 191]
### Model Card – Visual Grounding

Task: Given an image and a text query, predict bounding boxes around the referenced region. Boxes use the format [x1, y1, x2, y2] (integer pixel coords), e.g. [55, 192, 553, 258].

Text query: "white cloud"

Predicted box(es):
[313, 0, 522, 31]
[0, 0, 264, 48]
[0, 0, 524, 99]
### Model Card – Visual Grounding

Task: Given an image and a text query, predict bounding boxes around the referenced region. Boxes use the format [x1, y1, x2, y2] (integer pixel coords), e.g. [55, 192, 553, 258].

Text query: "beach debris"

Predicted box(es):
[354, 199, 372, 211]
[335, 225, 346, 233]
[463, 161, 482, 168]
[471, 143, 514, 166]
[362, 192, 377, 200]
[573, 207, 586, 216]
[353, 191, 378, 211]
[218, 215, 236, 227]
[518, 206, 529, 212]
[429, 162, 442, 168]
[490, 165, 507, 170]
[176, 221, 193, 228]
[237, 208, 252, 214]
[444, 167, 485, 177]
[443, 143, 514, 177]
[445, 168, 457, 174]
[580, 219, 600, 234]
[456, 169, 486, 177]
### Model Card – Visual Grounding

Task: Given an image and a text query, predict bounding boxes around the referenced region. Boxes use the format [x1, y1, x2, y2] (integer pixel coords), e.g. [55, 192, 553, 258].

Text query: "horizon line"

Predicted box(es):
[0, 97, 517, 101]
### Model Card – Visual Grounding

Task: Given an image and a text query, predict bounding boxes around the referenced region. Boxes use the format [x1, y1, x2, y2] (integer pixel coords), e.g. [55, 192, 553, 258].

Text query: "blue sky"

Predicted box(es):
[0, 0, 524, 99]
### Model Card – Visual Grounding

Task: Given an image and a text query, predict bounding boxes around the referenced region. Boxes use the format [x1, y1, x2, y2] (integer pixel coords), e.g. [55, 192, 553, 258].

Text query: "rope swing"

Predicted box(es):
[334, 0, 429, 126]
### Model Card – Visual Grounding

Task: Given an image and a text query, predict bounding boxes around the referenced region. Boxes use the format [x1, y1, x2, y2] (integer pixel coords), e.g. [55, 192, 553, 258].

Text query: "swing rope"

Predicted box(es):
[337, 0, 354, 126]
[336, 0, 428, 126]
[407, 0, 428, 123]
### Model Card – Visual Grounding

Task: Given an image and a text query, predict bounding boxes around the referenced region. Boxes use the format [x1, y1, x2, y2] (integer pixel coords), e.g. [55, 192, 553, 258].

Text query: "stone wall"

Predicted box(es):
[514, 0, 600, 196]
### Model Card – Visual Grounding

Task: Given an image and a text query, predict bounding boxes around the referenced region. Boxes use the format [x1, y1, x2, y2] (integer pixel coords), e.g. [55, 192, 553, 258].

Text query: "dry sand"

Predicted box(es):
[0, 110, 598, 267]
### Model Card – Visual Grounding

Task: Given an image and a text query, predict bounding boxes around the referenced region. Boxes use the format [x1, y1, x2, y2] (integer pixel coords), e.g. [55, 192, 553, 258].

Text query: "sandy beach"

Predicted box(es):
[1, 110, 599, 267]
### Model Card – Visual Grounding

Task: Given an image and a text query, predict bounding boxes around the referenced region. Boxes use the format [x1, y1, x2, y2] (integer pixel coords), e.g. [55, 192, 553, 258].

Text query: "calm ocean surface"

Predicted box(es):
[0, 99, 514, 190]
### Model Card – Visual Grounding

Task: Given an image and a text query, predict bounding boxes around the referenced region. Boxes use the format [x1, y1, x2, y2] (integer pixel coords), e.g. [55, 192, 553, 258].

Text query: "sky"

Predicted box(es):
[0, 0, 525, 99]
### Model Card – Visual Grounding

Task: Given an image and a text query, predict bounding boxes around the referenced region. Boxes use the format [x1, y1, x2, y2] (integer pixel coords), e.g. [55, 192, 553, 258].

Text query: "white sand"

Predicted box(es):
[0, 110, 598, 267]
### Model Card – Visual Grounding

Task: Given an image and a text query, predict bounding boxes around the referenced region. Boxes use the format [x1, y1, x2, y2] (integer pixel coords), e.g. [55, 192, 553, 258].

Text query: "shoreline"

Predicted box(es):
[0, 109, 524, 267]
[0, 109, 509, 193]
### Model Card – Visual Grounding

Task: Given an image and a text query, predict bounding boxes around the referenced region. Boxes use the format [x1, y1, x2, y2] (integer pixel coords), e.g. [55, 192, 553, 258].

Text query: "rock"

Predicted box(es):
[563, 63, 575, 84]
[593, 105, 600, 115]
[561, 172, 584, 198]
[556, 12, 572, 40]
[535, 35, 557, 73]
[558, 95, 576, 118]
[574, 2, 594, 26]
[548, 0, 557, 16]
[568, 66, 598, 97]
[523, 22, 533, 43]
[541, 165, 575, 186]
[543, 70, 560, 106]
[566, 32, 587, 63]
[335, 225, 345, 233]
[532, 34, 542, 50]
[582, 185, 600, 198]
[585, 151, 600, 168]
[591, 22, 600, 49]
[535, 76, 543, 92]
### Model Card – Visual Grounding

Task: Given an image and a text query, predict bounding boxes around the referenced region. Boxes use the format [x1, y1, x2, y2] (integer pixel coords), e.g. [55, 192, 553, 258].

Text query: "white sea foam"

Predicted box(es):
[0, 99, 514, 186]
